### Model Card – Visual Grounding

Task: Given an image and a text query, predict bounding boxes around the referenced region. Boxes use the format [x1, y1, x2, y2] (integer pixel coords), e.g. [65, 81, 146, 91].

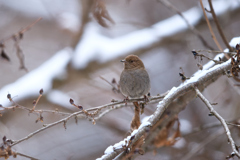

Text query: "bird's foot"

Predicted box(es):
[124, 97, 129, 105]
[144, 95, 149, 103]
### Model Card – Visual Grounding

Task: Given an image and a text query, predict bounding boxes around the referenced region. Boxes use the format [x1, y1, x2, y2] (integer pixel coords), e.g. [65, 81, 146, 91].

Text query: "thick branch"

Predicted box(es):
[98, 56, 232, 160]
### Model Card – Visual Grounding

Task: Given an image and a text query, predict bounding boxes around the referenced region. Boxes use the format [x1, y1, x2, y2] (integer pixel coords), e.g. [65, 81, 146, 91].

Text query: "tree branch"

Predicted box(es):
[208, 0, 233, 52]
[157, 0, 214, 50]
[0, 17, 42, 44]
[194, 87, 240, 158]
[0, 17, 42, 71]
[181, 128, 226, 160]
[199, 0, 230, 59]
[97, 53, 233, 160]
[9, 93, 166, 147]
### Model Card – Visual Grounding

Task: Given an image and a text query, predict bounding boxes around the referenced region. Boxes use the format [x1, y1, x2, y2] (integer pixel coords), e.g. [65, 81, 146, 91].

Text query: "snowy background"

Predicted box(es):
[0, 0, 240, 159]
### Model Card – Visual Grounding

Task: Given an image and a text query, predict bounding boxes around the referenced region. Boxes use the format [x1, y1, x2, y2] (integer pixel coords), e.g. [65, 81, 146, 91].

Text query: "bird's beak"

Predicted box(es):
[120, 59, 125, 62]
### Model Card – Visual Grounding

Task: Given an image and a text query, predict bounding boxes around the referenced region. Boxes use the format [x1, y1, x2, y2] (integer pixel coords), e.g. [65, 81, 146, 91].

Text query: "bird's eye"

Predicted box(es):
[130, 60, 134, 63]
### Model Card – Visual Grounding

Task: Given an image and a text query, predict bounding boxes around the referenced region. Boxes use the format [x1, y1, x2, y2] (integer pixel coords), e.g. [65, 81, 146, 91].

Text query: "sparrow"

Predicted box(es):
[119, 55, 150, 99]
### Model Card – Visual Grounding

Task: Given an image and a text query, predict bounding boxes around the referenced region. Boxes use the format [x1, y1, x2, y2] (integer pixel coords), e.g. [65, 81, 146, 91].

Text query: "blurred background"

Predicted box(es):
[0, 0, 240, 159]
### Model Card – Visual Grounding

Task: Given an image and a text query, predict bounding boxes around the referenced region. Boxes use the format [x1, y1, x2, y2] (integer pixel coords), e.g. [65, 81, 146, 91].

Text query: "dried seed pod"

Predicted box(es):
[1, 49, 10, 61]
[78, 106, 83, 110]
[69, 99, 74, 104]
[39, 88, 43, 95]
[7, 94, 11, 100]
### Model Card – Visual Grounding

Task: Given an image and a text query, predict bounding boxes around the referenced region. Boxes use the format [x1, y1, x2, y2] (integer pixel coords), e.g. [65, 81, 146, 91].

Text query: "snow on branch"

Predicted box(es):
[97, 37, 240, 160]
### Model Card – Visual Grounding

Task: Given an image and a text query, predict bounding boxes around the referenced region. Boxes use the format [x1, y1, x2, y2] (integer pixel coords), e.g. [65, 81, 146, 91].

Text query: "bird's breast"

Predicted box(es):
[120, 69, 150, 98]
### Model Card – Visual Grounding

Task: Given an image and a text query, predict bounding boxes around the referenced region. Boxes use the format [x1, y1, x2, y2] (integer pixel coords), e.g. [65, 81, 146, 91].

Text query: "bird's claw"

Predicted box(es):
[124, 97, 129, 105]
[144, 95, 149, 103]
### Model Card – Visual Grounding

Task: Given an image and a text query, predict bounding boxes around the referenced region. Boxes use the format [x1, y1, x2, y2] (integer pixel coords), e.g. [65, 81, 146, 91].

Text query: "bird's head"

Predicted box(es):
[121, 55, 145, 70]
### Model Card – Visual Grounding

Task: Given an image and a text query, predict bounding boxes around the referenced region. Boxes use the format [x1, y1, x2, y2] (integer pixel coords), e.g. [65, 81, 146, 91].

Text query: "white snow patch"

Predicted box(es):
[57, 12, 80, 32]
[138, 121, 151, 130]
[1, 0, 80, 19]
[104, 145, 114, 154]
[97, 129, 140, 160]
[141, 115, 153, 124]
[229, 37, 240, 47]
[0, 48, 72, 108]
[72, 7, 202, 69]
[173, 138, 186, 149]
[179, 119, 192, 134]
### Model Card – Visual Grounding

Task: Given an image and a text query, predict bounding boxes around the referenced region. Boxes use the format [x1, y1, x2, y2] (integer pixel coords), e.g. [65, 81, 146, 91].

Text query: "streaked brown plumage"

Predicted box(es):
[120, 55, 150, 98]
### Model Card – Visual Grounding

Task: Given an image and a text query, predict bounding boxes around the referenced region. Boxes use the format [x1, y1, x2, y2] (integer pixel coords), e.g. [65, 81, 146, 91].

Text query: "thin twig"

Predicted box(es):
[94, 105, 125, 120]
[182, 121, 222, 137]
[0, 17, 42, 71]
[199, 0, 230, 59]
[157, 0, 214, 50]
[193, 51, 223, 64]
[194, 87, 240, 158]
[34, 109, 71, 116]
[1, 92, 166, 127]
[208, 0, 233, 52]
[0, 18, 42, 44]
[99, 76, 119, 92]
[3, 97, 39, 116]
[19, 18, 42, 35]
[14, 38, 28, 71]
[16, 152, 39, 160]
[181, 128, 226, 160]
[194, 49, 236, 55]
[9, 105, 123, 146]
[10, 109, 83, 147]
[183, 116, 240, 137]
[0, 104, 70, 117]
[32, 89, 43, 110]
[227, 122, 240, 128]
[9, 93, 166, 147]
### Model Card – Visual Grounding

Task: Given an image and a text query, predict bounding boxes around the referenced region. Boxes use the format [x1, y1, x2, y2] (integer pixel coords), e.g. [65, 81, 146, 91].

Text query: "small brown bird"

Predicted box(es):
[120, 55, 150, 99]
